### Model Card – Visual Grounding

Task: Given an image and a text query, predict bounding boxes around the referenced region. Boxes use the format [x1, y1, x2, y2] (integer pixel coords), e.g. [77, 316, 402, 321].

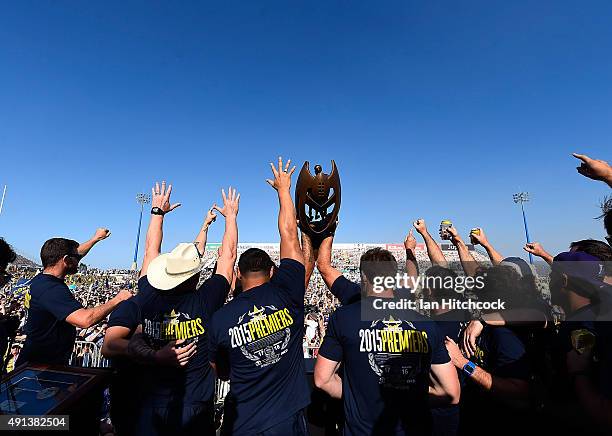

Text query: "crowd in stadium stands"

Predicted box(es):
[0, 153, 610, 436]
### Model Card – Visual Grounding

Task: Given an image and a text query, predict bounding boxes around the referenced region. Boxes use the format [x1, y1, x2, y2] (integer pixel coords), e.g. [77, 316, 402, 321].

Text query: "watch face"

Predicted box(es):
[464, 362, 475, 375]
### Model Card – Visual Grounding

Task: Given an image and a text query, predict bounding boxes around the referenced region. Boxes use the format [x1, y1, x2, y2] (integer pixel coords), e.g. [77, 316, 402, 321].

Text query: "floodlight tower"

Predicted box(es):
[131, 193, 151, 271]
[513, 192, 533, 265]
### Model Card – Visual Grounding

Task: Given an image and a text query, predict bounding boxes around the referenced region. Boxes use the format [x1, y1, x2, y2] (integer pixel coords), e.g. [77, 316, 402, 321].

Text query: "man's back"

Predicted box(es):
[137, 274, 229, 407]
[319, 299, 450, 436]
[19, 273, 82, 365]
[209, 258, 309, 435]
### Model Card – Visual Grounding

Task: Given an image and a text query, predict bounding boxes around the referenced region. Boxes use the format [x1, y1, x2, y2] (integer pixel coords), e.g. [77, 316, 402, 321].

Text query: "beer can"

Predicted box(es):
[440, 220, 453, 240]
[470, 228, 480, 236]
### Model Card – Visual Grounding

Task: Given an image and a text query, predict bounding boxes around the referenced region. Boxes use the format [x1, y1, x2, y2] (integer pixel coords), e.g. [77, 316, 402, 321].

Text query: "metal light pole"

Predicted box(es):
[0, 185, 6, 216]
[131, 193, 151, 271]
[513, 192, 533, 265]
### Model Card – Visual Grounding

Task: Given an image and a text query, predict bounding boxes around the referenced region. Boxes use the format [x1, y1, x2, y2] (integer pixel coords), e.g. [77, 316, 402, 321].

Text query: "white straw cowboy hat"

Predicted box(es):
[147, 243, 204, 290]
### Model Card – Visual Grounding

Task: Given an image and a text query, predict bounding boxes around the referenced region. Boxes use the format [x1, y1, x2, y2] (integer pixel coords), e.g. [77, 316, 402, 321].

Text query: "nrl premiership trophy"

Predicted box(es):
[295, 160, 341, 248]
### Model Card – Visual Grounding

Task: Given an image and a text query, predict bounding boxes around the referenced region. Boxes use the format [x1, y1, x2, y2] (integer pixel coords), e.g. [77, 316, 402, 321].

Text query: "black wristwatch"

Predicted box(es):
[151, 207, 166, 216]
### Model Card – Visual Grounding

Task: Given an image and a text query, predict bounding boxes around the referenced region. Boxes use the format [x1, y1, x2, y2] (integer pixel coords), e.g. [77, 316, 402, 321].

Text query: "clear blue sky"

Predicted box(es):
[1, 1, 610, 268]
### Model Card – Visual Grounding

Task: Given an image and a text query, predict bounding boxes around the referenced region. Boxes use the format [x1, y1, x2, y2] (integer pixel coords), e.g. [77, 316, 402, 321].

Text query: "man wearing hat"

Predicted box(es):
[122, 181, 239, 436]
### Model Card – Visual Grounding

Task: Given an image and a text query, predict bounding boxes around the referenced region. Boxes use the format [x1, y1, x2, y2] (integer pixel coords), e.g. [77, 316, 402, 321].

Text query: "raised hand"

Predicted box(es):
[212, 187, 240, 218]
[413, 219, 428, 235]
[266, 156, 296, 191]
[204, 207, 217, 227]
[93, 228, 111, 241]
[404, 229, 417, 251]
[446, 226, 463, 245]
[469, 227, 488, 246]
[151, 181, 181, 214]
[573, 153, 612, 184]
[523, 242, 553, 265]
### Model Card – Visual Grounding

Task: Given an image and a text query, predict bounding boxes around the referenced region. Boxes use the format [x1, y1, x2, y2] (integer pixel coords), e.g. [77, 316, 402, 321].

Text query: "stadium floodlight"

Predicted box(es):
[131, 193, 151, 271]
[513, 192, 533, 265]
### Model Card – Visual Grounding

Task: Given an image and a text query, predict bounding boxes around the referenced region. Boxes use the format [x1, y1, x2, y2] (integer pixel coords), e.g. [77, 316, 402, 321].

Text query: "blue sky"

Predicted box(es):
[0, 1, 610, 268]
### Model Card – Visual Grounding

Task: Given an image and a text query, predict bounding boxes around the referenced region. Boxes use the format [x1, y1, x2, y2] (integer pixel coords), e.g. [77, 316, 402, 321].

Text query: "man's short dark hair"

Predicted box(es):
[570, 239, 612, 276]
[0, 238, 17, 270]
[40, 238, 80, 269]
[238, 248, 275, 276]
[570, 239, 612, 261]
[359, 248, 398, 284]
[475, 265, 523, 312]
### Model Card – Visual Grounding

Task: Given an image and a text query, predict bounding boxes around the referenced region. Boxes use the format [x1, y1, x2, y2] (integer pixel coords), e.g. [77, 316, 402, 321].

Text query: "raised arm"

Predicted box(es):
[470, 228, 503, 265]
[573, 153, 612, 188]
[404, 229, 419, 287]
[211, 187, 240, 283]
[77, 228, 111, 258]
[139, 181, 181, 278]
[523, 242, 553, 265]
[316, 235, 342, 290]
[301, 232, 318, 288]
[266, 157, 303, 264]
[447, 226, 479, 277]
[413, 219, 448, 267]
[194, 207, 217, 255]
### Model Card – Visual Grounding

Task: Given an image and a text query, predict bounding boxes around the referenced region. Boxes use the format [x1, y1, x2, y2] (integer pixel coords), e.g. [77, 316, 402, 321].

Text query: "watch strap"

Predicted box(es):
[462, 360, 477, 376]
[151, 207, 166, 216]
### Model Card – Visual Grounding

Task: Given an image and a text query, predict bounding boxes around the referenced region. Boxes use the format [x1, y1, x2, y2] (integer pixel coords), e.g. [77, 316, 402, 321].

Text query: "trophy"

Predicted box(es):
[295, 160, 341, 247]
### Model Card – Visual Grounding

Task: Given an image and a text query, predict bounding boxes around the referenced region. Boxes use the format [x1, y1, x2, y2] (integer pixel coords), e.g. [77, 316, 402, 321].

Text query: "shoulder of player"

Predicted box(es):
[328, 301, 360, 322]
[209, 297, 242, 326]
[198, 273, 231, 290]
[31, 274, 69, 295]
[277, 258, 306, 275]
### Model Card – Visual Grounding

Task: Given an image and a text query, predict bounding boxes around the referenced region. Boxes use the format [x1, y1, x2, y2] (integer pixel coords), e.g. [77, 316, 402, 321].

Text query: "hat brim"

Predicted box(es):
[146, 253, 204, 291]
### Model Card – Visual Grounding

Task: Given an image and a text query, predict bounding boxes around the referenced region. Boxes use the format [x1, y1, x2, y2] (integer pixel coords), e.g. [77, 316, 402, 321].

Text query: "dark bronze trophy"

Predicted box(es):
[295, 160, 341, 247]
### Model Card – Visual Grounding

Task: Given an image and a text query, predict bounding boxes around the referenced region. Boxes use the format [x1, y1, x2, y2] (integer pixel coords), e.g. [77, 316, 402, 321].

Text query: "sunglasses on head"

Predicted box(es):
[65, 252, 83, 261]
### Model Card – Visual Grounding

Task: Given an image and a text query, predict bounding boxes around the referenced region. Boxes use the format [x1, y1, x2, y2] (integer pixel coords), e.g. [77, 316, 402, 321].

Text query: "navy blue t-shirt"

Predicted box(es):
[460, 326, 529, 431]
[319, 297, 450, 436]
[208, 258, 309, 435]
[330, 275, 362, 305]
[136, 274, 230, 407]
[19, 274, 83, 365]
[107, 299, 142, 374]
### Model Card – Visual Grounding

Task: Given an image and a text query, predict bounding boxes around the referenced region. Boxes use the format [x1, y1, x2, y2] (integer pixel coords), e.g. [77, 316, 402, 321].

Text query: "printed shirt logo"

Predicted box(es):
[359, 316, 430, 389]
[228, 305, 294, 368]
[144, 309, 205, 349]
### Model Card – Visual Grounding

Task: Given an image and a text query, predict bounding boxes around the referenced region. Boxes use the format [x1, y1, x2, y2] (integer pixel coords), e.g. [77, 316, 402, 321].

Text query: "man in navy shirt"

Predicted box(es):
[315, 236, 460, 435]
[209, 157, 310, 435]
[18, 229, 132, 366]
[104, 181, 238, 436]
[444, 265, 531, 436]
[101, 182, 220, 436]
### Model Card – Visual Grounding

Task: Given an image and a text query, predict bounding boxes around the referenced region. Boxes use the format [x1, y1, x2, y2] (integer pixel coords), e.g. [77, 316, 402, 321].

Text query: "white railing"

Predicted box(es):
[69, 341, 110, 368]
